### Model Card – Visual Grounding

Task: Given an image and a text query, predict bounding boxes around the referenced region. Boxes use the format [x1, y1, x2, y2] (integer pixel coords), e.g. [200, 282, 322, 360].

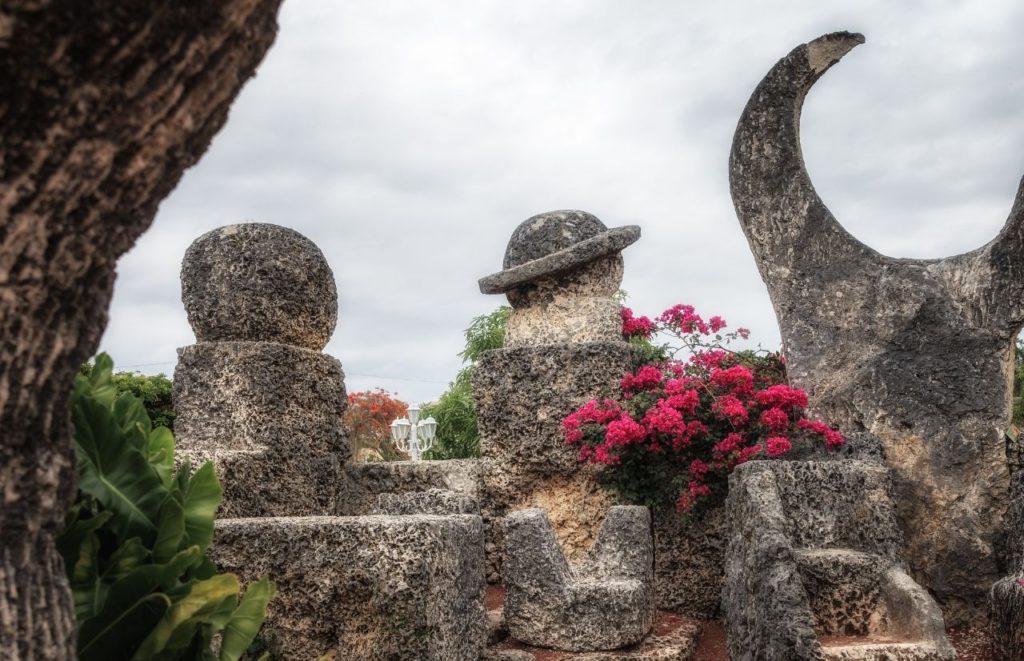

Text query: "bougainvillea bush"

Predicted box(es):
[564, 304, 844, 516]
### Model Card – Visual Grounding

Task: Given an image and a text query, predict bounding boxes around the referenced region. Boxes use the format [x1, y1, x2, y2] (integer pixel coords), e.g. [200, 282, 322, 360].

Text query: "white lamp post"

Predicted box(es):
[389, 406, 437, 461]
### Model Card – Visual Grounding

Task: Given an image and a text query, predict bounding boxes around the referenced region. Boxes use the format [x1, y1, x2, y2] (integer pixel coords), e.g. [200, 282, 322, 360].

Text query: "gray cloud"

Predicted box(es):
[101, 0, 1024, 404]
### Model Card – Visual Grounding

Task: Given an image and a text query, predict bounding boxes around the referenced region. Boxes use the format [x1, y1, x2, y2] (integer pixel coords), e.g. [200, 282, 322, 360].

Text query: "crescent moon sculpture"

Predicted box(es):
[728, 31, 1022, 627]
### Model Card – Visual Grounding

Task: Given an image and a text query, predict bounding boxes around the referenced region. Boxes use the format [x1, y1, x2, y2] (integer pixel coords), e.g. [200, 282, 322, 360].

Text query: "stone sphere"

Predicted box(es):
[181, 223, 337, 350]
[503, 210, 607, 269]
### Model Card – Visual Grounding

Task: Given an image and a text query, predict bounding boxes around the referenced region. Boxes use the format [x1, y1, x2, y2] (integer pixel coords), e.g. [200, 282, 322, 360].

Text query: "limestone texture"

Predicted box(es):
[991, 576, 1024, 660]
[729, 30, 1021, 624]
[181, 223, 338, 350]
[475, 342, 633, 574]
[377, 488, 480, 515]
[341, 459, 481, 515]
[722, 460, 953, 661]
[211, 515, 487, 660]
[502, 507, 654, 651]
[652, 506, 728, 618]
[479, 210, 639, 295]
[174, 341, 347, 456]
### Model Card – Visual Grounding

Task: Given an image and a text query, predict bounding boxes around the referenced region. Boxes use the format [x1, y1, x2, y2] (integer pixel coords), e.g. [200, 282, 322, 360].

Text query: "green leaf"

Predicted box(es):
[132, 574, 240, 660]
[148, 426, 176, 487]
[77, 353, 117, 406]
[73, 394, 168, 542]
[77, 565, 171, 661]
[182, 462, 221, 552]
[70, 531, 105, 621]
[157, 546, 204, 592]
[219, 577, 276, 661]
[153, 495, 186, 564]
[103, 537, 149, 583]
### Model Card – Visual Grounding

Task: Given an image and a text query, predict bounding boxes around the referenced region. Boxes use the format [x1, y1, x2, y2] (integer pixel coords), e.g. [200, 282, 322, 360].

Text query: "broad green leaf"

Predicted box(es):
[219, 577, 276, 661]
[70, 532, 105, 621]
[103, 537, 148, 582]
[157, 546, 204, 593]
[148, 426, 176, 487]
[73, 395, 168, 542]
[77, 353, 117, 406]
[183, 462, 221, 552]
[77, 564, 170, 661]
[132, 574, 240, 660]
[56, 506, 112, 572]
[153, 495, 185, 564]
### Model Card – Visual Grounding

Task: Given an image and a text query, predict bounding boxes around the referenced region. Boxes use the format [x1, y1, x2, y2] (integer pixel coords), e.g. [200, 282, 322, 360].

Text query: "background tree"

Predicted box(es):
[80, 362, 176, 431]
[0, 3, 283, 657]
[345, 389, 409, 461]
[422, 306, 510, 459]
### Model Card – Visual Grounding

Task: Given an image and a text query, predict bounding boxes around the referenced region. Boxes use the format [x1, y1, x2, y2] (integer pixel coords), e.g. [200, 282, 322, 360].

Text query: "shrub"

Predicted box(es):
[345, 388, 409, 461]
[564, 304, 843, 515]
[79, 361, 176, 431]
[60, 354, 274, 661]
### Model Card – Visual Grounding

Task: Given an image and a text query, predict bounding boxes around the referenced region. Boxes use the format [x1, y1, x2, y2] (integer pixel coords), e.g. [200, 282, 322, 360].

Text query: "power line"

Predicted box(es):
[116, 361, 449, 385]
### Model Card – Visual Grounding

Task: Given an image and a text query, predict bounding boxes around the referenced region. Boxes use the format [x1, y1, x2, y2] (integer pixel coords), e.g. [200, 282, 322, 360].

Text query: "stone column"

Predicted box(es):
[474, 211, 638, 575]
[173, 223, 349, 517]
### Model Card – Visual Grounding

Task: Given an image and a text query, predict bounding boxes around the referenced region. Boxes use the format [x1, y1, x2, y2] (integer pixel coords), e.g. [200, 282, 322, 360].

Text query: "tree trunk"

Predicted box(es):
[0, 2, 283, 657]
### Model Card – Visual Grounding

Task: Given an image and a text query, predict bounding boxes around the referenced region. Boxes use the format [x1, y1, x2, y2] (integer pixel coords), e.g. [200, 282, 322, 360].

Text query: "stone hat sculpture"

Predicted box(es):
[478, 210, 640, 294]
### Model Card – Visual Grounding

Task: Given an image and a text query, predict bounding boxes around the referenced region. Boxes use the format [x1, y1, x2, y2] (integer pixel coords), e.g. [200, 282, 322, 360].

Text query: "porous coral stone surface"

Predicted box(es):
[181, 223, 338, 351]
[474, 342, 633, 571]
[729, 31, 1020, 624]
[211, 515, 487, 661]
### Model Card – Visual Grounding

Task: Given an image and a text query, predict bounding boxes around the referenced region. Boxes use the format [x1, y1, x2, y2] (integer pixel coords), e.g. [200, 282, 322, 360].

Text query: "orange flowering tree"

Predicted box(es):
[344, 388, 409, 461]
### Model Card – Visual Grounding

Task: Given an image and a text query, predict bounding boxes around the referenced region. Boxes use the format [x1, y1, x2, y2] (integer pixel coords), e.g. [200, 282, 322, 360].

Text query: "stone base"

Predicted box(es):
[485, 610, 701, 661]
[722, 460, 954, 660]
[210, 515, 486, 660]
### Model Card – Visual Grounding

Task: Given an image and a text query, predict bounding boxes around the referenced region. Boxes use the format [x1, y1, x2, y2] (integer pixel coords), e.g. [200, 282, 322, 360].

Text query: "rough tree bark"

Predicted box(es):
[730, 31, 1022, 625]
[0, 2, 283, 658]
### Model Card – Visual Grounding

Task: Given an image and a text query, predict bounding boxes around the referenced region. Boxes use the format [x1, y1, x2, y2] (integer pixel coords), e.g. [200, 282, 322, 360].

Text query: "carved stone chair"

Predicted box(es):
[502, 505, 654, 651]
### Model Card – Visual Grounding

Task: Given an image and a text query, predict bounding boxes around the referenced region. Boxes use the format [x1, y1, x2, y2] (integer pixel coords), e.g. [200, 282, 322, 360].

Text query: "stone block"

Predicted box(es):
[722, 460, 954, 660]
[341, 459, 481, 515]
[503, 506, 654, 651]
[188, 448, 345, 518]
[211, 515, 486, 660]
[652, 505, 727, 618]
[475, 342, 633, 570]
[174, 341, 348, 459]
[377, 488, 480, 515]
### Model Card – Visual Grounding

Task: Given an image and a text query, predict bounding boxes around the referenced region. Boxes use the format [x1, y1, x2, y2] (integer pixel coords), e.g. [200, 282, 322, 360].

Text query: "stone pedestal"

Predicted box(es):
[212, 515, 486, 660]
[475, 342, 632, 571]
[174, 341, 349, 516]
[173, 224, 349, 517]
[173, 223, 488, 658]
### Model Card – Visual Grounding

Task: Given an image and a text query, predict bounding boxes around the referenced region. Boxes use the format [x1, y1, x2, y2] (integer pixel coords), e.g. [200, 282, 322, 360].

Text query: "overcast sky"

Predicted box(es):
[100, 1, 1024, 404]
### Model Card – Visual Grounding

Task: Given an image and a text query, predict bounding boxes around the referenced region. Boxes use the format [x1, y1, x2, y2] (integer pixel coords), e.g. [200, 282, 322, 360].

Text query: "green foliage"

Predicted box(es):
[80, 361, 175, 431]
[61, 354, 274, 661]
[422, 306, 510, 460]
[459, 305, 510, 363]
[421, 371, 478, 460]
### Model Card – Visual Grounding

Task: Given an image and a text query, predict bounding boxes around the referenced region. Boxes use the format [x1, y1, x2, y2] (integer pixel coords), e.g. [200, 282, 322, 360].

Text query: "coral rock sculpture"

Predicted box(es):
[729, 30, 1022, 625]
[502, 506, 654, 651]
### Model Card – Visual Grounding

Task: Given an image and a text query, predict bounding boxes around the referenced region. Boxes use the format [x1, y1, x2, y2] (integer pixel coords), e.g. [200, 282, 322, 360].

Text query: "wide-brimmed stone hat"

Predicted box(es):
[479, 210, 640, 294]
